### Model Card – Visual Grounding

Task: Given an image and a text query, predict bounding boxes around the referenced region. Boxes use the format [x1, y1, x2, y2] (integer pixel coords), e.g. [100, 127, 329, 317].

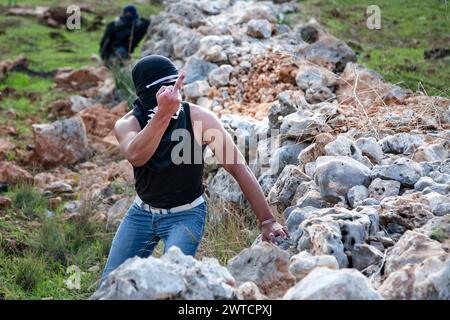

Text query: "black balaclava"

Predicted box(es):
[121, 4, 138, 25]
[132, 55, 179, 108]
[131, 55, 188, 171]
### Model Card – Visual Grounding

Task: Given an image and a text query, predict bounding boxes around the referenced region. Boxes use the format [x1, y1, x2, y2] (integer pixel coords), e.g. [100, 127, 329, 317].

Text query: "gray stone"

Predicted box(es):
[298, 37, 357, 73]
[197, 0, 231, 15]
[347, 185, 369, 208]
[295, 66, 336, 91]
[107, 197, 131, 226]
[268, 165, 311, 211]
[285, 206, 317, 236]
[227, 242, 295, 299]
[268, 141, 307, 175]
[352, 244, 384, 271]
[414, 176, 435, 191]
[183, 56, 218, 84]
[362, 198, 380, 206]
[355, 137, 384, 164]
[314, 156, 372, 203]
[92, 247, 236, 300]
[268, 102, 297, 130]
[412, 142, 448, 162]
[384, 231, 446, 275]
[257, 173, 278, 197]
[379, 230, 449, 300]
[379, 257, 450, 300]
[368, 178, 401, 201]
[371, 157, 424, 187]
[208, 167, 243, 204]
[439, 159, 450, 175]
[283, 267, 380, 300]
[288, 251, 339, 282]
[305, 86, 335, 104]
[280, 112, 332, 142]
[379, 133, 424, 155]
[324, 136, 372, 167]
[183, 80, 211, 99]
[432, 203, 450, 216]
[208, 64, 233, 87]
[247, 19, 272, 39]
[298, 24, 319, 43]
[32, 116, 88, 166]
[70, 95, 94, 113]
[236, 282, 267, 300]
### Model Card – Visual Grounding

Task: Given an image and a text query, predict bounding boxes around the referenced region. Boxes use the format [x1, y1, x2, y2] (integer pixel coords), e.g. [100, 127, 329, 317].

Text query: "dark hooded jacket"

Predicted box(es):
[99, 16, 150, 59]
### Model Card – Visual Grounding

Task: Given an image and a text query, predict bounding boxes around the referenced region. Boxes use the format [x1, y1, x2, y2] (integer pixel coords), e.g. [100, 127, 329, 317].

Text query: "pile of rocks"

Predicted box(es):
[91, 0, 450, 300]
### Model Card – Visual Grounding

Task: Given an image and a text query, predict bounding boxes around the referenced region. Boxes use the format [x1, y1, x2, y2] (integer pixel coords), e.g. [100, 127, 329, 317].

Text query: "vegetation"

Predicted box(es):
[0, 0, 448, 299]
[294, 0, 450, 97]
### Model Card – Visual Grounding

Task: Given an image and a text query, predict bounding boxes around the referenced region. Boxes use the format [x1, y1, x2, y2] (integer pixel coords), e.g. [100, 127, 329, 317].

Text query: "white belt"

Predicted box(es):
[134, 194, 205, 214]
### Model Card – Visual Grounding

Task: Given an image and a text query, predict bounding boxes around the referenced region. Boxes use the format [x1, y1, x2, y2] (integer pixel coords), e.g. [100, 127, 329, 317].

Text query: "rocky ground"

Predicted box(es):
[1, 0, 449, 300]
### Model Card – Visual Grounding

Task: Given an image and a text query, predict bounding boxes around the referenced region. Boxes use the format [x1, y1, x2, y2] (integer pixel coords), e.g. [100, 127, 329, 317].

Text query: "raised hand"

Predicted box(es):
[155, 71, 185, 119]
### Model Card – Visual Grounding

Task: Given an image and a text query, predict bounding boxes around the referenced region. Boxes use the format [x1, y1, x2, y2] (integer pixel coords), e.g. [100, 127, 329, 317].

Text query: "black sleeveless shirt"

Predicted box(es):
[132, 102, 205, 208]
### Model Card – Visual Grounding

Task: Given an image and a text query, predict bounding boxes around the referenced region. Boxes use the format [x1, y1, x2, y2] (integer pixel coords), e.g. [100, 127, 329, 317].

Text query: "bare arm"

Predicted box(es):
[114, 111, 171, 167]
[195, 106, 288, 242]
[114, 72, 186, 167]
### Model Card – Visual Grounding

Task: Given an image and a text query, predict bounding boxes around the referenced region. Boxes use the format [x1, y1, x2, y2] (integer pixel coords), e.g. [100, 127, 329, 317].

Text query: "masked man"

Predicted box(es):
[101, 55, 288, 283]
[99, 5, 150, 61]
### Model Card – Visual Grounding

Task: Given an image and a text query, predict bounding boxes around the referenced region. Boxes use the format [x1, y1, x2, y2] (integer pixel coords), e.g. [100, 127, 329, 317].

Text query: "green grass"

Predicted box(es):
[0, 184, 113, 299]
[295, 0, 450, 97]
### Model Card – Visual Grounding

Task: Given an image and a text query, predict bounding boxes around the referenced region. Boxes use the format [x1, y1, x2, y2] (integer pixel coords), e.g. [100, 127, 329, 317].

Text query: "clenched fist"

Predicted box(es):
[155, 72, 185, 119]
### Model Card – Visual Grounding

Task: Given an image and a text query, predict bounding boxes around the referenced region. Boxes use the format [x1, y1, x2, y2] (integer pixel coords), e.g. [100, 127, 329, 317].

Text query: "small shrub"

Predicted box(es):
[11, 184, 47, 219]
[35, 218, 67, 265]
[14, 254, 46, 292]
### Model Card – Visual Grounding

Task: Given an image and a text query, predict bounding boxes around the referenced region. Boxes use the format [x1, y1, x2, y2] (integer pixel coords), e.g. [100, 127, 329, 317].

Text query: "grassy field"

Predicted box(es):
[0, 0, 449, 300]
[294, 0, 450, 97]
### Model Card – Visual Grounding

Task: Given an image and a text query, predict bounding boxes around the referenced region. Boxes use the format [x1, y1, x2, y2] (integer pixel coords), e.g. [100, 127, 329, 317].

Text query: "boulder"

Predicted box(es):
[107, 197, 132, 227]
[314, 156, 371, 203]
[247, 19, 272, 39]
[236, 282, 267, 300]
[268, 141, 307, 175]
[355, 137, 384, 164]
[0, 195, 12, 209]
[368, 178, 401, 201]
[283, 267, 380, 300]
[268, 165, 310, 213]
[384, 230, 447, 275]
[379, 230, 449, 300]
[297, 37, 356, 72]
[295, 66, 336, 91]
[412, 142, 448, 162]
[347, 185, 369, 208]
[183, 80, 211, 99]
[297, 133, 334, 170]
[371, 158, 423, 188]
[351, 244, 384, 271]
[0, 162, 33, 185]
[208, 64, 234, 87]
[305, 86, 335, 104]
[379, 133, 424, 155]
[227, 242, 295, 299]
[208, 168, 246, 221]
[288, 251, 339, 282]
[92, 247, 236, 300]
[379, 257, 450, 300]
[32, 116, 88, 167]
[183, 56, 218, 84]
[280, 112, 332, 142]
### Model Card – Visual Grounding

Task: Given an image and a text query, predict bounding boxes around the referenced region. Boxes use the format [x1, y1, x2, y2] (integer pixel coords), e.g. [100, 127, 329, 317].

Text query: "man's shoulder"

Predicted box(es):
[187, 103, 222, 129]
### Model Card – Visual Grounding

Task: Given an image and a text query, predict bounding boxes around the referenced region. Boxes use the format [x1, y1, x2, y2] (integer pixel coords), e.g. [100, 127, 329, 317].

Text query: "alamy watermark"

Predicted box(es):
[66, 5, 81, 30]
[366, 5, 381, 30]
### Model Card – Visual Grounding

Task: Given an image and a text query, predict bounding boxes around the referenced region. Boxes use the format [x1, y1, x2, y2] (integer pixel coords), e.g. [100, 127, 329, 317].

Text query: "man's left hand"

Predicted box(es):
[261, 221, 289, 243]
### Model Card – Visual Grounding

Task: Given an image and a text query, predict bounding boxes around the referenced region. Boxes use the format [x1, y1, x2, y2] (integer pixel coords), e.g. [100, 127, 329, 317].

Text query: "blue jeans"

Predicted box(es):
[100, 198, 207, 284]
